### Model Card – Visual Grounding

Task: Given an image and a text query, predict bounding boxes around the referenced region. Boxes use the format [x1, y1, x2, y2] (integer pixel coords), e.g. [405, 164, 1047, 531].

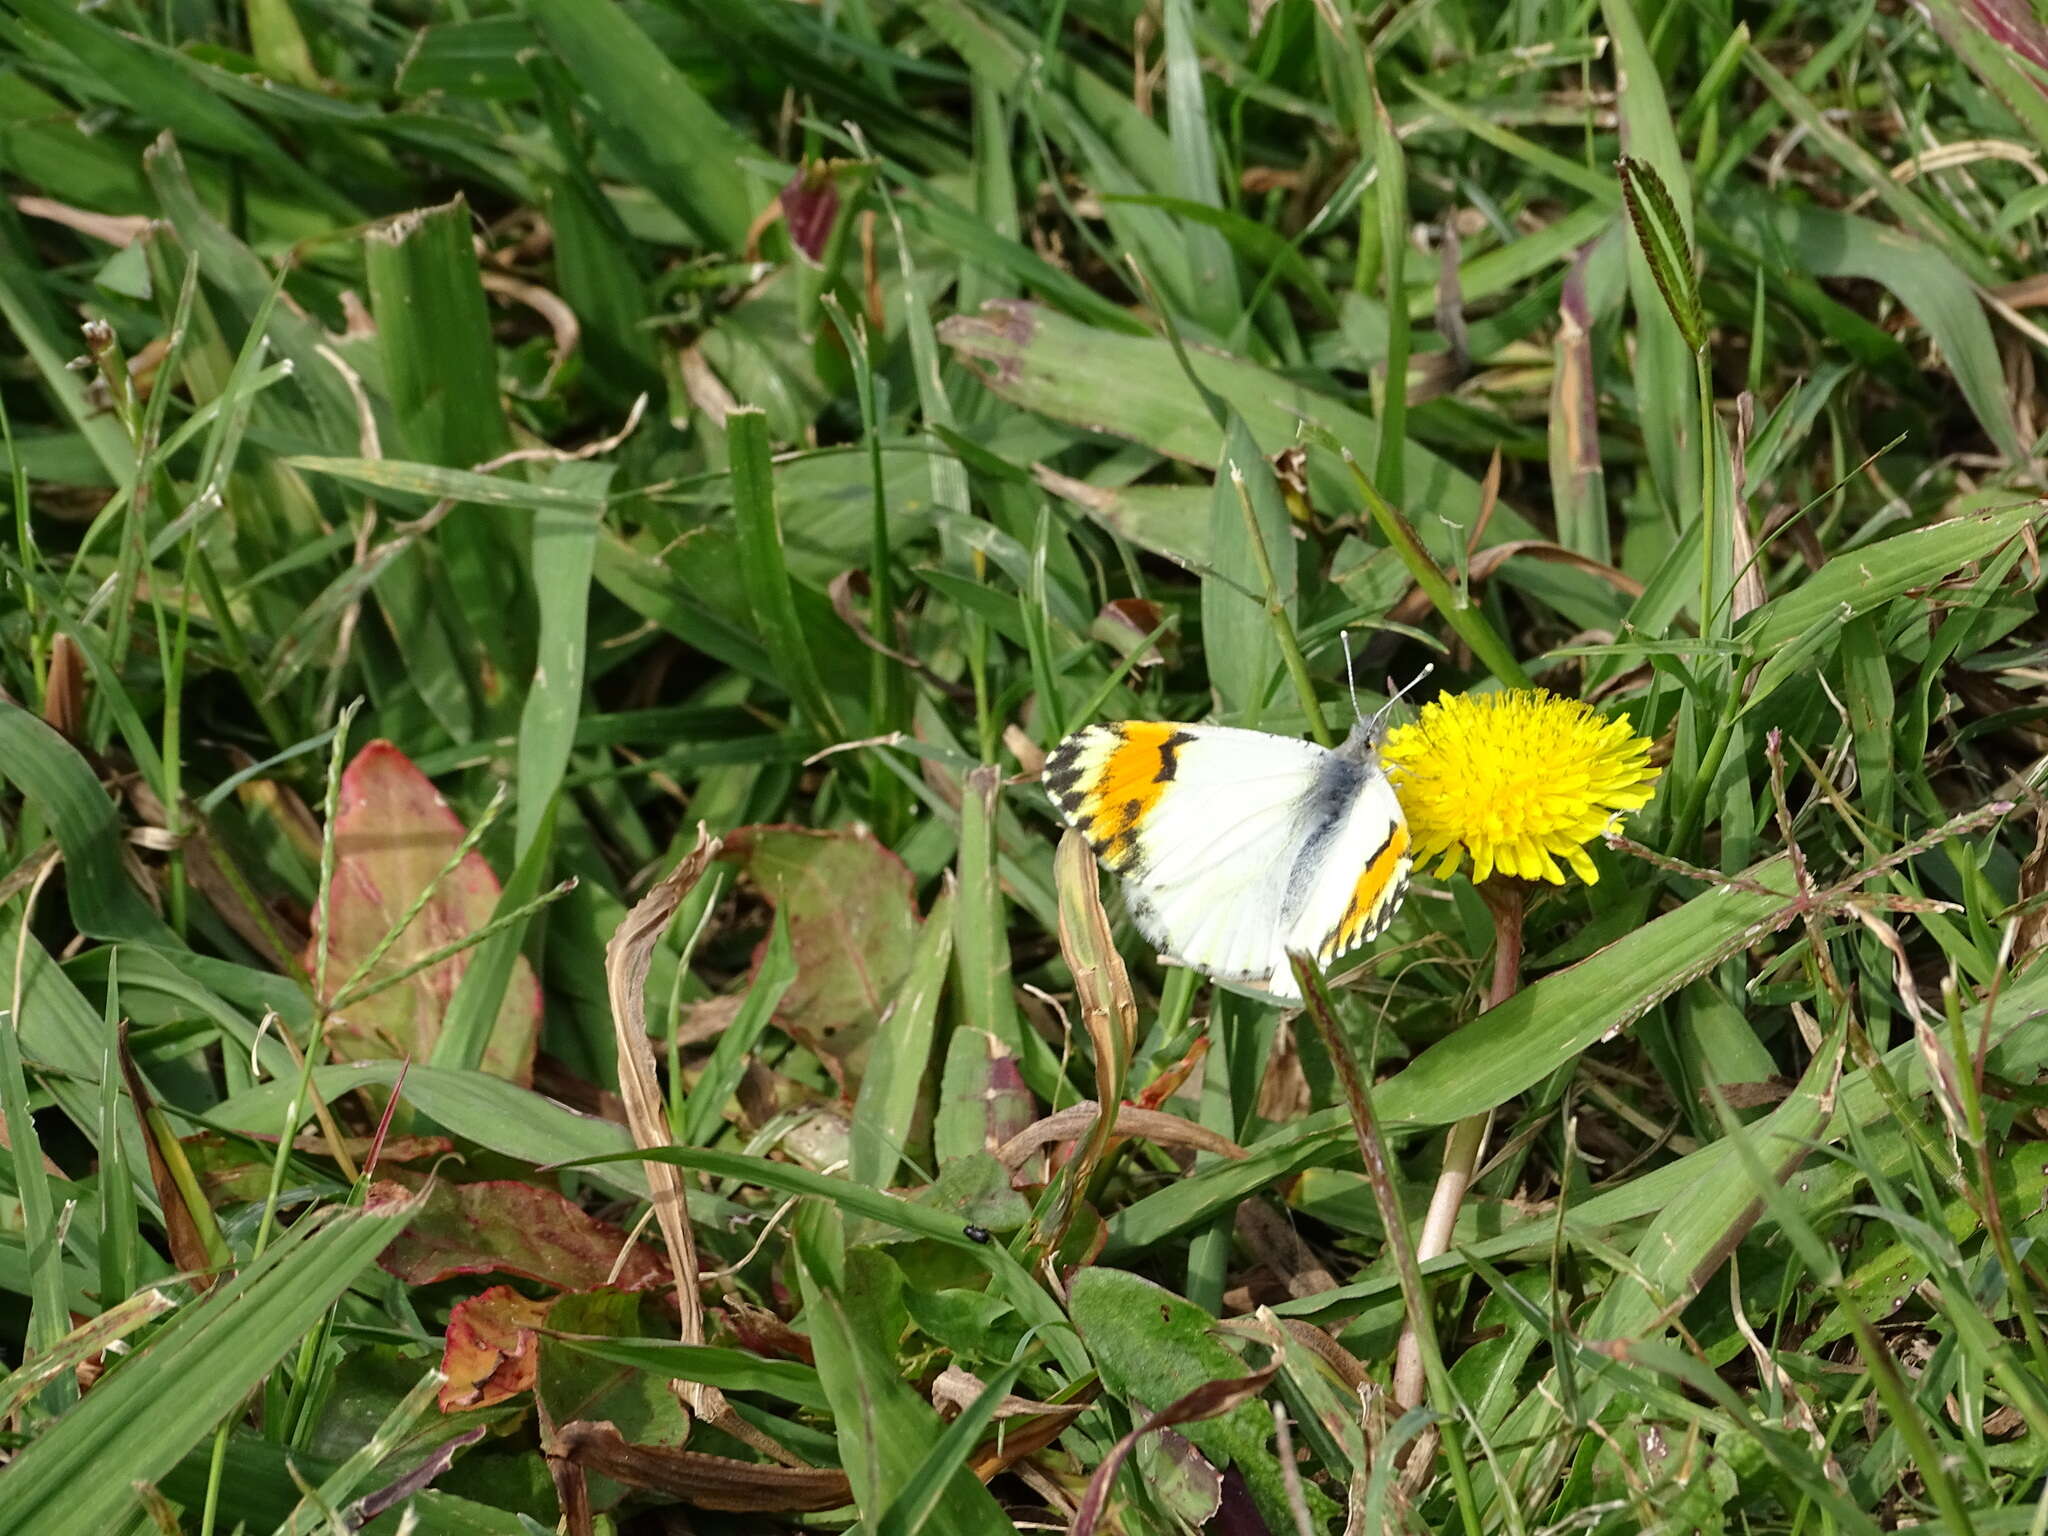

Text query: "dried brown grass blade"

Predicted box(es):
[1026, 833, 1138, 1259]
[557, 1421, 852, 1513]
[1068, 1365, 1279, 1536]
[996, 1101, 1247, 1170]
[603, 826, 793, 1462]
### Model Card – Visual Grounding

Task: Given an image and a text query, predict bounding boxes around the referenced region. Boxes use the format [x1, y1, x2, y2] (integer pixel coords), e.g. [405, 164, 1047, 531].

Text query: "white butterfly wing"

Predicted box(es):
[1045, 720, 1413, 1002]
[1044, 723, 1329, 991]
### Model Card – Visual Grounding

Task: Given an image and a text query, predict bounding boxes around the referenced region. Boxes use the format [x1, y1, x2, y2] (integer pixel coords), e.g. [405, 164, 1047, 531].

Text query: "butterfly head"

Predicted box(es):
[1335, 653, 1433, 764]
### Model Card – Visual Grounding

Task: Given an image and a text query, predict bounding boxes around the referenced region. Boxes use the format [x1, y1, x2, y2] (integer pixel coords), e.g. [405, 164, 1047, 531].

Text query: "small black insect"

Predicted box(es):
[962, 1224, 992, 1244]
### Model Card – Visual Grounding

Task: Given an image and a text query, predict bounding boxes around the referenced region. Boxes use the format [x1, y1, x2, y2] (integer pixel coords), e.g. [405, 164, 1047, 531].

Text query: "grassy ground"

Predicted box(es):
[3, 0, 2048, 1532]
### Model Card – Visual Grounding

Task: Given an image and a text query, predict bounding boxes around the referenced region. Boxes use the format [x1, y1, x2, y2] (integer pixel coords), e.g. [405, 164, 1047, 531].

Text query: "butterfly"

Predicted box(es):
[1043, 685, 1418, 1003]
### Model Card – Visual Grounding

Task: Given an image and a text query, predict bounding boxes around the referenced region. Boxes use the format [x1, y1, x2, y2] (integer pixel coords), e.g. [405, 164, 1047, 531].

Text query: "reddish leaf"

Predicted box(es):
[937, 1028, 1036, 1174]
[1092, 597, 1171, 668]
[718, 1298, 815, 1365]
[779, 165, 840, 263]
[722, 826, 921, 1085]
[1965, 0, 2048, 82]
[307, 740, 541, 1084]
[379, 1178, 669, 1294]
[1136, 1034, 1210, 1112]
[439, 1285, 553, 1411]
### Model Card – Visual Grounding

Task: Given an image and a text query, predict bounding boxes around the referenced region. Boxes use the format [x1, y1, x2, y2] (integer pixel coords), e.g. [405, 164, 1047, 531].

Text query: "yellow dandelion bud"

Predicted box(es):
[1380, 689, 1660, 886]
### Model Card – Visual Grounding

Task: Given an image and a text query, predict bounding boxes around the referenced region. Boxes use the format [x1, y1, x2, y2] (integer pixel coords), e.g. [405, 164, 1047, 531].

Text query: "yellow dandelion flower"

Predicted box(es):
[1380, 689, 1659, 886]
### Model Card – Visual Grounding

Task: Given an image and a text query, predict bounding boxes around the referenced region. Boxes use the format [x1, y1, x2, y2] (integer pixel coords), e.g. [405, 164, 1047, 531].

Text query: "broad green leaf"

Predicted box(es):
[1069, 1268, 1335, 1531]
[535, 1291, 691, 1514]
[548, 1333, 831, 1413]
[0, 704, 169, 943]
[793, 1207, 1013, 1532]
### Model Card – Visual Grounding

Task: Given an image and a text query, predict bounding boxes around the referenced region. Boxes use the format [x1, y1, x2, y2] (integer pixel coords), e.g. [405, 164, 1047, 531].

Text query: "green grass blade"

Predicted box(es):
[1108, 856, 1799, 1251]
[517, 0, 770, 250]
[516, 461, 609, 859]
[0, 704, 169, 944]
[0, 1197, 411, 1536]
[679, 913, 796, 1148]
[873, 1359, 1028, 1536]
[851, 888, 955, 1187]
[729, 405, 844, 739]
[0, 999, 72, 1412]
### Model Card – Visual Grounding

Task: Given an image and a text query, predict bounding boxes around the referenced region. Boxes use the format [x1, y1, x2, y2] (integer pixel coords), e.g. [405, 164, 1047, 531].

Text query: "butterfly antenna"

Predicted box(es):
[1340, 631, 1365, 723]
[1370, 661, 1436, 730]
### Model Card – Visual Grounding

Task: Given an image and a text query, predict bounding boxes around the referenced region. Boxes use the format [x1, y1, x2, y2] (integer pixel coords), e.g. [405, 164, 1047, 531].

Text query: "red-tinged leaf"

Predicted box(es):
[1136, 1034, 1209, 1111]
[1092, 597, 1171, 667]
[1965, 0, 2048, 80]
[439, 1284, 553, 1411]
[379, 1178, 670, 1294]
[779, 164, 840, 263]
[718, 1298, 816, 1365]
[308, 740, 541, 1085]
[1138, 1426, 1223, 1528]
[936, 1027, 1036, 1174]
[721, 825, 921, 1085]
[1213, 1467, 1278, 1536]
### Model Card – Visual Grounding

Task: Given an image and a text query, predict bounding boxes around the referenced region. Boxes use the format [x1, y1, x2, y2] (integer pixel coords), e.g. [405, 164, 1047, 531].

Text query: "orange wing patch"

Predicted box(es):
[1043, 723, 1194, 872]
[1321, 825, 1409, 960]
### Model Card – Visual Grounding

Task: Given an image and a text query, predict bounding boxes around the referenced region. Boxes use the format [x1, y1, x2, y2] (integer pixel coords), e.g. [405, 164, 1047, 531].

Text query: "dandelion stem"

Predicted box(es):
[1287, 951, 1485, 1536]
[1393, 879, 1521, 1418]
